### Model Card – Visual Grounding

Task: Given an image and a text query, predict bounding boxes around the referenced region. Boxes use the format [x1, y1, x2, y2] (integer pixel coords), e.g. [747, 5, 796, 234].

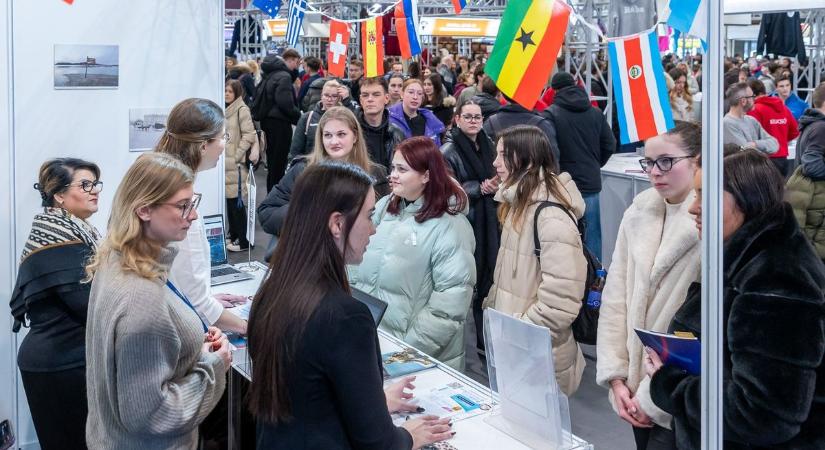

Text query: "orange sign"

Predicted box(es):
[263, 19, 288, 37]
[428, 18, 498, 37]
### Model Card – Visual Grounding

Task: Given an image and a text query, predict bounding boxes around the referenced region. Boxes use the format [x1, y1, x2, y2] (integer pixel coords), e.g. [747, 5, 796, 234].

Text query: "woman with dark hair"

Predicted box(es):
[441, 99, 499, 355]
[225, 79, 259, 252]
[645, 149, 825, 450]
[10, 158, 102, 450]
[349, 137, 476, 370]
[668, 69, 697, 123]
[484, 125, 586, 396]
[248, 162, 453, 449]
[389, 78, 446, 145]
[423, 73, 456, 129]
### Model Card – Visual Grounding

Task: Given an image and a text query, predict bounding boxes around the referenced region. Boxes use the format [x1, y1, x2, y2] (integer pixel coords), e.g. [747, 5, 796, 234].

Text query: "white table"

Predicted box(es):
[600, 153, 651, 268]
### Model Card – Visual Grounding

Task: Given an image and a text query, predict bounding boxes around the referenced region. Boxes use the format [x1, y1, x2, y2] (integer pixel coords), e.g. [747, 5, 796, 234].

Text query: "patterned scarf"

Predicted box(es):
[21, 207, 101, 261]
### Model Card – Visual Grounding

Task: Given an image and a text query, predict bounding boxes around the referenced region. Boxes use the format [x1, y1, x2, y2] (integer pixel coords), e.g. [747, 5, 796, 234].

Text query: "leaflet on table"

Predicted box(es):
[391, 381, 496, 426]
[383, 348, 437, 378]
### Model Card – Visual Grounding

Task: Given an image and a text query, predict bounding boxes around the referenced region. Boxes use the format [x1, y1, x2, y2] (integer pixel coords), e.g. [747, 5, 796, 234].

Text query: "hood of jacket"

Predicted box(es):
[553, 86, 592, 113]
[388, 103, 445, 135]
[753, 95, 788, 114]
[261, 55, 290, 75]
[394, 192, 470, 218]
[799, 108, 825, 133]
[496, 171, 585, 219]
[225, 97, 246, 116]
[358, 108, 391, 133]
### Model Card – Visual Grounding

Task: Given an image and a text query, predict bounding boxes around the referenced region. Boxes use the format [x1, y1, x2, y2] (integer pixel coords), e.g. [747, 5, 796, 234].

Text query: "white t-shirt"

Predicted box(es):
[169, 216, 224, 325]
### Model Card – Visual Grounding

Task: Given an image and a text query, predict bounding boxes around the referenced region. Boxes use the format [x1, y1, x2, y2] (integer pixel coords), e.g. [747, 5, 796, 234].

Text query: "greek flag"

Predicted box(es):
[285, 0, 306, 47]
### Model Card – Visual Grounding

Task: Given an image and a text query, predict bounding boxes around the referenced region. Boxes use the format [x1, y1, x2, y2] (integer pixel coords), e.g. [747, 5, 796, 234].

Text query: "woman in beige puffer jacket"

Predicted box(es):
[224, 79, 258, 251]
[484, 125, 587, 396]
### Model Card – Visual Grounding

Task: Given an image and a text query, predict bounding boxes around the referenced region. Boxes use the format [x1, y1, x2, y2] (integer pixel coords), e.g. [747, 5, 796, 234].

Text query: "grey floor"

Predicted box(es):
[228, 169, 635, 450]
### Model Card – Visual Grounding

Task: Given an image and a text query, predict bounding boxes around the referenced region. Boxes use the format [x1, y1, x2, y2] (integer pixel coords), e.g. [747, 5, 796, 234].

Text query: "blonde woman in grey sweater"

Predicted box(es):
[85, 153, 230, 450]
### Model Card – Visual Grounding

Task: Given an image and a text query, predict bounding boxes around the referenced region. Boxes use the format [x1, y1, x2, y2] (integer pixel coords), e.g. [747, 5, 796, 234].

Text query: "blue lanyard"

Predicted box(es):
[165, 280, 208, 333]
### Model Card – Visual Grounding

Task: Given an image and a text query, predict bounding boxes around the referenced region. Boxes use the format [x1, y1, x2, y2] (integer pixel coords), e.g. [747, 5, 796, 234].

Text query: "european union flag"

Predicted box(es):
[253, 0, 281, 17]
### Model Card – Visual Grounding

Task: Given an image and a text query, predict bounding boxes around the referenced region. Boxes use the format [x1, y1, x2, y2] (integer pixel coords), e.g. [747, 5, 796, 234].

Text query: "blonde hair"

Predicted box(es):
[307, 106, 374, 172]
[85, 153, 195, 281]
[323, 79, 341, 91]
[154, 98, 224, 172]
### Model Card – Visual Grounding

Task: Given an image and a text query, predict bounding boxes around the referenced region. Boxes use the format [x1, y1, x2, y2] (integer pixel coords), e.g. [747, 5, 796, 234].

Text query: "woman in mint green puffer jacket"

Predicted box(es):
[349, 137, 476, 370]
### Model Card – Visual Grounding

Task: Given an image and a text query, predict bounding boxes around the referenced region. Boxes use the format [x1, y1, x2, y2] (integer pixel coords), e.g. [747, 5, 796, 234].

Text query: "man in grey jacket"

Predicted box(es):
[723, 82, 779, 154]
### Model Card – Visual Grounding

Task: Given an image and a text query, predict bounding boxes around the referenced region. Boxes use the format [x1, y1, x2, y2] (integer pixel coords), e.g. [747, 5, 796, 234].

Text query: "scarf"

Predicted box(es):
[21, 207, 101, 262]
[450, 127, 495, 182]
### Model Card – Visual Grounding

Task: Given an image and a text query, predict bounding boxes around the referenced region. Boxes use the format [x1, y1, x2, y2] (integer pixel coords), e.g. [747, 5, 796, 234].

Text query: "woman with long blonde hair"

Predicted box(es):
[85, 153, 229, 450]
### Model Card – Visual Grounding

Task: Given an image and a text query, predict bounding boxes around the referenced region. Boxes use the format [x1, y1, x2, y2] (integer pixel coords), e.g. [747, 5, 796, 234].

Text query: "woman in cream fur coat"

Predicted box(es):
[596, 122, 702, 450]
[485, 125, 587, 396]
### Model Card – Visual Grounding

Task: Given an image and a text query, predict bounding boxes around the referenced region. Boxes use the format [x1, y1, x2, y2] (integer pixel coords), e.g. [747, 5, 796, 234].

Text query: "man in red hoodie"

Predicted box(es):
[747, 78, 799, 176]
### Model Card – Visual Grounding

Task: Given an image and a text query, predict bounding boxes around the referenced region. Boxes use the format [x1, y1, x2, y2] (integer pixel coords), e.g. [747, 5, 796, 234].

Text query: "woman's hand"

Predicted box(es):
[643, 346, 664, 378]
[214, 293, 248, 308]
[248, 146, 260, 164]
[610, 379, 652, 428]
[385, 376, 418, 413]
[401, 415, 453, 449]
[202, 334, 231, 371]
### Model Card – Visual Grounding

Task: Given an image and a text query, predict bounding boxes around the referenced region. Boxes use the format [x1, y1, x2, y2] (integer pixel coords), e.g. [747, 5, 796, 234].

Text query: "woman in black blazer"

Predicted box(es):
[247, 161, 454, 450]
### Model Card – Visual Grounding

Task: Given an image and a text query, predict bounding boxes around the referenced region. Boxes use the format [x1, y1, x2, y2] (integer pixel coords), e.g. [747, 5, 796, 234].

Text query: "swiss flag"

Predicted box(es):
[327, 20, 350, 78]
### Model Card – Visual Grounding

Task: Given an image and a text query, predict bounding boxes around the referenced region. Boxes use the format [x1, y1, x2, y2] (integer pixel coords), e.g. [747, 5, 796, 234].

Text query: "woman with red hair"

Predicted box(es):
[349, 137, 476, 370]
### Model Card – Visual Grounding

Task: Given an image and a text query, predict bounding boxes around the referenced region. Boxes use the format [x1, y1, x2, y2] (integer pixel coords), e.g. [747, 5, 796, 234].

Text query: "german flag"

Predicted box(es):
[486, 0, 570, 109]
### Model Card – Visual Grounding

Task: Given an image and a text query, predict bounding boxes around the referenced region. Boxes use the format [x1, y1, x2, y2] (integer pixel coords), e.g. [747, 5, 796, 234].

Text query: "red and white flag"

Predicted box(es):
[327, 20, 350, 78]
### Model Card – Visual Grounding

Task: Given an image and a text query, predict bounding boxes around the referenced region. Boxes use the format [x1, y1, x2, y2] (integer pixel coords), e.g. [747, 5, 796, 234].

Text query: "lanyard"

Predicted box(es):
[165, 280, 208, 333]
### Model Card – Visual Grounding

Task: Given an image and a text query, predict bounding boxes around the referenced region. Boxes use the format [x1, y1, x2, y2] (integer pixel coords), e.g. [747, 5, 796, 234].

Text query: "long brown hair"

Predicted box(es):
[307, 106, 374, 172]
[154, 98, 224, 172]
[247, 162, 375, 424]
[497, 125, 570, 229]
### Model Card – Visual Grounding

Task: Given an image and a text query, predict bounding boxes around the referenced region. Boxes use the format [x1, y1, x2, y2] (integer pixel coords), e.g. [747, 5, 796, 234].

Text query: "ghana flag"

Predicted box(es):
[486, 0, 570, 109]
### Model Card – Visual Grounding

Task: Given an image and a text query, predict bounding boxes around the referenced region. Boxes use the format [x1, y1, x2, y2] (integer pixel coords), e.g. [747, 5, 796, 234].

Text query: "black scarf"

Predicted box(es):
[450, 127, 495, 182]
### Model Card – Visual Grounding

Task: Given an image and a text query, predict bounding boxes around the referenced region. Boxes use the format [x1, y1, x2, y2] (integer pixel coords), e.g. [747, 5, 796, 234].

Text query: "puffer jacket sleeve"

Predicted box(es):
[523, 209, 587, 338]
[596, 210, 632, 387]
[785, 170, 814, 231]
[289, 112, 310, 162]
[402, 218, 476, 357]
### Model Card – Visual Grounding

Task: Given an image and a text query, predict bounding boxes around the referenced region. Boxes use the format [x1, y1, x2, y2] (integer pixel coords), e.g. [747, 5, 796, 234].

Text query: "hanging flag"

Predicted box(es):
[486, 0, 571, 109]
[285, 0, 306, 47]
[451, 0, 467, 14]
[608, 30, 675, 144]
[667, 0, 707, 50]
[328, 20, 350, 78]
[361, 17, 385, 77]
[252, 0, 281, 17]
[395, 0, 422, 59]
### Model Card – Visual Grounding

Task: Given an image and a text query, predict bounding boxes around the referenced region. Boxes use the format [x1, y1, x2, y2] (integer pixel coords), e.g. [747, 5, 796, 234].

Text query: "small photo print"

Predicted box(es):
[129, 108, 170, 152]
[54, 44, 119, 89]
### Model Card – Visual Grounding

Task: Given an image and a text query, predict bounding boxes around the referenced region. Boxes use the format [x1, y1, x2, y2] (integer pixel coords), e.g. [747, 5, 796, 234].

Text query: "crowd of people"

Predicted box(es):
[8, 44, 825, 450]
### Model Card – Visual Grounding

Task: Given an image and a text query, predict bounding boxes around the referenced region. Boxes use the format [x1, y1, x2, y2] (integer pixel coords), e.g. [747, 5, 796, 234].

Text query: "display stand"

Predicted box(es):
[483, 308, 573, 450]
[238, 164, 260, 273]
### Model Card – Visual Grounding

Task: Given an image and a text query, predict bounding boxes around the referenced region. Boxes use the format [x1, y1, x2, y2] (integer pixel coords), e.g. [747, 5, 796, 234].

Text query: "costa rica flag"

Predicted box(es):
[608, 30, 675, 144]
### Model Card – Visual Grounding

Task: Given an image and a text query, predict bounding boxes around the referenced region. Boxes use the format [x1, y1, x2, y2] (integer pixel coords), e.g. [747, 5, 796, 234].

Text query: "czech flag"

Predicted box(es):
[361, 17, 384, 77]
[452, 0, 467, 14]
[608, 30, 675, 144]
[327, 20, 350, 78]
[395, 0, 422, 59]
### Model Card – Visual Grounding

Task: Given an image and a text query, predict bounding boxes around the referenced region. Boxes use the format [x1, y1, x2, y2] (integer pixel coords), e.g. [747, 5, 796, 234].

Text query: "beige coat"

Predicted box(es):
[595, 188, 700, 428]
[224, 97, 257, 199]
[484, 172, 587, 396]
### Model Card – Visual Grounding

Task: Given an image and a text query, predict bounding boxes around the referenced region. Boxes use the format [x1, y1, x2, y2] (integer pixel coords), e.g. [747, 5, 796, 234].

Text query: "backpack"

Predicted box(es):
[532, 201, 603, 345]
[250, 77, 272, 121]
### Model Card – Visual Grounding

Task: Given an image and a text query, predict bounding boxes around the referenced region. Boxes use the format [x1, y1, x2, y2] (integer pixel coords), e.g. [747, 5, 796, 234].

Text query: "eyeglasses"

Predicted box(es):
[322, 93, 340, 100]
[737, 95, 756, 101]
[65, 179, 103, 193]
[209, 132, 230, 142]
[460, 114, 483, 122]
[157, 192, 202, 218]
[638, 156, 693, 173]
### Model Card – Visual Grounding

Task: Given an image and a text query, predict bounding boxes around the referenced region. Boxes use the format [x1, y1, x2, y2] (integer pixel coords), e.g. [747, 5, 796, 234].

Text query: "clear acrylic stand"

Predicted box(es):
[238, 163, 259, 273]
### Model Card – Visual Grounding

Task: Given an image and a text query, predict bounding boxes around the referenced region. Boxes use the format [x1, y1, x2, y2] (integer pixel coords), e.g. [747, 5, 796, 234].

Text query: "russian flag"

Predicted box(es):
[667, 0, 707, 49]
[608, 30, 674, 144]
[452, 0, 467, 14]
[395, 0, 421, 59]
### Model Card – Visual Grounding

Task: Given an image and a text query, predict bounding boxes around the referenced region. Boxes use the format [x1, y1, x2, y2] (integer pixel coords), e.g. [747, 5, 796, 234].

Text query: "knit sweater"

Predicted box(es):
[85, 247, 226, 450]
[722, 114, 779, 155]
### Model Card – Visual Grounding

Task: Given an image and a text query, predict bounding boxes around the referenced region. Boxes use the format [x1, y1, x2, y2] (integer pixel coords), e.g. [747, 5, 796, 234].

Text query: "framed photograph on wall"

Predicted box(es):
[53, 44, 119, 89]
[128, 108, 170, 152]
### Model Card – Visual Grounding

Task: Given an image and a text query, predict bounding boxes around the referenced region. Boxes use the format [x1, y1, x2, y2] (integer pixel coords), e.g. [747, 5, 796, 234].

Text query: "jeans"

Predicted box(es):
[582, 192, 602, 261]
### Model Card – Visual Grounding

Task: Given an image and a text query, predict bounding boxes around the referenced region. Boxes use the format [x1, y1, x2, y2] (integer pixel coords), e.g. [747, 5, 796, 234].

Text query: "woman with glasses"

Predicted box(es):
[288, 79, 357, 162]
[85, 153, 230, 450]
[596, 121, 702, 450]
[440, 99, 499, 356]
[389, 78, 446, 146]
[10, 158, 102, 450]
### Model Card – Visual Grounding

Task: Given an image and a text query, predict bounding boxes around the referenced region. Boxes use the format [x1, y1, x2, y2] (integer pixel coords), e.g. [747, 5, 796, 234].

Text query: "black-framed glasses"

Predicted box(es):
[65, 179, 103, 193]
[157, 193, 202, 218]
[460, 114, 483, 122]
[638, 156, 693, 173]
[737, 95, 756, 101]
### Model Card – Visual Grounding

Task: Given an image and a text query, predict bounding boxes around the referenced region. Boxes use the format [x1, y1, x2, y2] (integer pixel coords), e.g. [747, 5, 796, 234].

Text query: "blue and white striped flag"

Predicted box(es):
[285, 0, 306, 47]
[667, 0, 707, 50]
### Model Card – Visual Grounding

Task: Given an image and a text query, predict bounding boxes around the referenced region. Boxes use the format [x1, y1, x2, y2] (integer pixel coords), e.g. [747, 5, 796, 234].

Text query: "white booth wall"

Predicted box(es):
[1, 0, 225, 447]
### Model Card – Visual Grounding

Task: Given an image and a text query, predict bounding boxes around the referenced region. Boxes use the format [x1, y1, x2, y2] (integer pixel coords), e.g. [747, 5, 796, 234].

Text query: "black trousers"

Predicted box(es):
[770, 157, 791, 178]
[633, 424, 677, 450]
[260, 118, 293, 192]
[20, 367, 88, 450]
[226, 197, 249, 248]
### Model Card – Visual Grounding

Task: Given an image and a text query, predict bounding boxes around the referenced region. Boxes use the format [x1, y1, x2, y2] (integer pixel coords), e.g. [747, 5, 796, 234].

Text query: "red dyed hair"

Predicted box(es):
[388, 137, 467, 222]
